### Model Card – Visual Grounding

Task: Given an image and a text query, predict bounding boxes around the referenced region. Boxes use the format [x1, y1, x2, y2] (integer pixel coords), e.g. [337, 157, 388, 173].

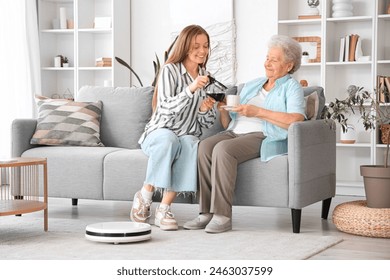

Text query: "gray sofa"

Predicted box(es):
[11, 85, 336, 233]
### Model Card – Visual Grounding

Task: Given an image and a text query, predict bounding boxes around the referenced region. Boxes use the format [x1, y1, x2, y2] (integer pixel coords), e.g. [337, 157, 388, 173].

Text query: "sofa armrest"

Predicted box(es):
[287, 119, 336, 208]
[11, 119, 37, 157]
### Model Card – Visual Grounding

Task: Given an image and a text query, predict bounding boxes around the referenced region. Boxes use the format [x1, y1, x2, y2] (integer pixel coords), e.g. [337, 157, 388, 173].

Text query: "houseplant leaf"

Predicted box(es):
[114, 56, 143, 87]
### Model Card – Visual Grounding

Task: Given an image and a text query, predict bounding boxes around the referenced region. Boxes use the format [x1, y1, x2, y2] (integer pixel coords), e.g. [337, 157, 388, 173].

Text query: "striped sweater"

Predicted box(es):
[139, 62, 216, 143]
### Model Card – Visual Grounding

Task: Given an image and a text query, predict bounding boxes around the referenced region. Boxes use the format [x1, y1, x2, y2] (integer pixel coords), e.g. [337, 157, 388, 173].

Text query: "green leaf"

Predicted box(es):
[114, 57, 143, 87]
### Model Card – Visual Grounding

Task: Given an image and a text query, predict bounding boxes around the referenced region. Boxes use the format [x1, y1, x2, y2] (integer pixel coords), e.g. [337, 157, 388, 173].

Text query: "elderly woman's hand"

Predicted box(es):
[232, 104, 261, 118]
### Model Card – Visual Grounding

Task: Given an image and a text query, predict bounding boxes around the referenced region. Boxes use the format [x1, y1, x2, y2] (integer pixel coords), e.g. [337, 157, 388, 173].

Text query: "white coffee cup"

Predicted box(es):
[226, 95, 240, 107]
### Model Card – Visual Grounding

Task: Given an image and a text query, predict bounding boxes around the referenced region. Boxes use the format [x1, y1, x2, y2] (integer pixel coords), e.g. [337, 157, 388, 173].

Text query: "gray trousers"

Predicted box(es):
[198, 131, 265, 217]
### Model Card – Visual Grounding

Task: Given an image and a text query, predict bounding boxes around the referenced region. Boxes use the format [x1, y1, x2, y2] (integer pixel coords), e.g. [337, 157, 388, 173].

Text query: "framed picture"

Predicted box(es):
[293, 36, 321, 63]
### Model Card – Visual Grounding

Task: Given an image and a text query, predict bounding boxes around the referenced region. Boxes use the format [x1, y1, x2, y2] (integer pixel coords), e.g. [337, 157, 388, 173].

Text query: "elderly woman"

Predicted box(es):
[184, 35, 306, 233]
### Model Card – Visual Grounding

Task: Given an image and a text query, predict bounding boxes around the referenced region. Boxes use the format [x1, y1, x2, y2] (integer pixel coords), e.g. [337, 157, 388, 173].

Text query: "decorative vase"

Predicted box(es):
[332, 0, 353, 18]
[307, 0, 320, 15]
[360, 165, 390, 208]
[340, 125, 356, 144]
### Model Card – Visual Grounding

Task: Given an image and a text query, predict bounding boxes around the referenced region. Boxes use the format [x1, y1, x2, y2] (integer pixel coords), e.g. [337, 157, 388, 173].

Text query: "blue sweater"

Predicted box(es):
[227, 74, 305, 161]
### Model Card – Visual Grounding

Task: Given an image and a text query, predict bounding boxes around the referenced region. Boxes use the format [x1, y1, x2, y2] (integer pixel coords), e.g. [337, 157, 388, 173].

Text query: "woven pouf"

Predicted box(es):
[332, 200, 390, 238]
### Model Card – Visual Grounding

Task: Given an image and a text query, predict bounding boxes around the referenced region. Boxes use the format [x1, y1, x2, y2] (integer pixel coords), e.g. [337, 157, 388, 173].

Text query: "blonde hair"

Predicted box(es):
[152, 25, 210, 111]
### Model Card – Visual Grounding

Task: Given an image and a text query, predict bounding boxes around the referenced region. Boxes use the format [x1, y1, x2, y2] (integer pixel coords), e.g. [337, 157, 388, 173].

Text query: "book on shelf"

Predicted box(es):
[96, 57, 112, 62]
[339, 34, 361, 62]
[344, 35, 350, 62]
[96, 62, 112, 67]
[355, 36, 363, 61]
[377, 75, 390, 103]
[298, 15, 321, 19]
[339, 37, 345, 62]
[348, 34, 359, 62]
[96, 57, 112, 67]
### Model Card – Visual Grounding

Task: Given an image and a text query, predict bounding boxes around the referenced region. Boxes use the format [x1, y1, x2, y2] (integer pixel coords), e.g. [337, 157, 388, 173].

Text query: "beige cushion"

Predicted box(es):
[30, 98, 104, 147]
[304, 91, 319, 120]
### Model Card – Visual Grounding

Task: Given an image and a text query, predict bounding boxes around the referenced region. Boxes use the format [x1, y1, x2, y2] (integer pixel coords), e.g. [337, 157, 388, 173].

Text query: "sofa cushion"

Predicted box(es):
[304, 90, 319, 120]
[22, 146, 122, 199]
[76, 86, 154, 149]
[303, 86, 325, 119]
[103, 149, 194, 203]
[30, 98, 104, 147]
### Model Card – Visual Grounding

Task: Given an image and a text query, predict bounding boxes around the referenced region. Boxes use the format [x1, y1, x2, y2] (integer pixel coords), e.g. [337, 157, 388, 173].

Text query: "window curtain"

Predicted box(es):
[0, 0, 41, 158]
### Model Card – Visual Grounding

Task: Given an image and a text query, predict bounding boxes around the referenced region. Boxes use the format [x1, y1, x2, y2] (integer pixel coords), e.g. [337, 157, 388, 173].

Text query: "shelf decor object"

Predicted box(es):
[59, 7, 67, 29]
[332, 0, 353, 18]
[292, 36, 321, 63]
[298, 0, 321, 19]
[340, 125, 356, 144]
[306, 0, 320, 15]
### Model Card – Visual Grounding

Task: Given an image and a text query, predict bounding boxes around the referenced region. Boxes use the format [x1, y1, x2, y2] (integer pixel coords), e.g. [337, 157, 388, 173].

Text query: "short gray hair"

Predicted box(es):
[268, 35, 302, 74]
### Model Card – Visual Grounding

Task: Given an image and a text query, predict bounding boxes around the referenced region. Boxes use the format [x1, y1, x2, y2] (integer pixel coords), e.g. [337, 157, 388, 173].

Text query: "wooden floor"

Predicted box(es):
[26, 195, 390, 260]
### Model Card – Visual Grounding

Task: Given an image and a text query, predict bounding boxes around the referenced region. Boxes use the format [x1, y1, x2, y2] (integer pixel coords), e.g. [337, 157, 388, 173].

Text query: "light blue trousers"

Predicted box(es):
[141, 128, 199, 192]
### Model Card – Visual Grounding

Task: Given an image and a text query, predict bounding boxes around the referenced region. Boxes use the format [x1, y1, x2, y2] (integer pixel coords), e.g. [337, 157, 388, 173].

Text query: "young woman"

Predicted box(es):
[131, 25, 217, 230]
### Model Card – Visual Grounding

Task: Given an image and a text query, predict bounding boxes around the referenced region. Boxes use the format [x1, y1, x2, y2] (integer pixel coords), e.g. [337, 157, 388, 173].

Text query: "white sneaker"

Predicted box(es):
[154, 205, 178, 231]
[130, 191, 152, 223]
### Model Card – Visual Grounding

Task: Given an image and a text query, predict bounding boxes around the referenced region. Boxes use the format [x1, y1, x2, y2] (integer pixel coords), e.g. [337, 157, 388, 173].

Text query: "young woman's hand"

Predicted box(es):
[199, 97, 215, 112]
[189, 75, 209, 93]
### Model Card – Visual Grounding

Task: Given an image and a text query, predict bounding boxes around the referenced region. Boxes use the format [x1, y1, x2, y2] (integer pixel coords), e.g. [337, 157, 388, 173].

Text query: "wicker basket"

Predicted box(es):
[380, 124, 390, 144]
[332, 200, 390, 238]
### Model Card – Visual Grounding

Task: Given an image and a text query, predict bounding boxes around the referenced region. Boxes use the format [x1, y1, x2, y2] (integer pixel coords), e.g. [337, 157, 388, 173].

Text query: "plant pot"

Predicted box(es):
[340, 125, 356, 144]
[360, 165, 390, 208]
[301, 55, 309, 64]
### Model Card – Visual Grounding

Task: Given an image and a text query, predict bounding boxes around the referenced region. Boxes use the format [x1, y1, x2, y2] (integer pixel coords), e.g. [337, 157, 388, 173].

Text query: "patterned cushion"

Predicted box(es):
[30, 99, 104, 147]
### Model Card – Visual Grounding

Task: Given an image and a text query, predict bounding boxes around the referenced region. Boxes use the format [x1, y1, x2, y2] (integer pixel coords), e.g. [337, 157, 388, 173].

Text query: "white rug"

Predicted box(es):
[0, 215, 342, 260]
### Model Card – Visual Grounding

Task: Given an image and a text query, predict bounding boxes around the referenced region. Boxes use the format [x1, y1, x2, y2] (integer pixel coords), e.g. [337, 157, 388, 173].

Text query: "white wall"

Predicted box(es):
[130, 0, 277, 86]
[234, 0, 277, 82]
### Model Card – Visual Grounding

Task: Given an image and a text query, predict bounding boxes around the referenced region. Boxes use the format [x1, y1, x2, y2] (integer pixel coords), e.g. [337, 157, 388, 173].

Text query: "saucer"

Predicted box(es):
[221, 105, 237, 111]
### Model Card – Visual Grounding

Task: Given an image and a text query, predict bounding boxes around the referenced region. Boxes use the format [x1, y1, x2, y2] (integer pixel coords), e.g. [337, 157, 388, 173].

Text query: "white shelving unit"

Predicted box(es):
[38, 0, 130, 99]
[277, 0, 390, 196]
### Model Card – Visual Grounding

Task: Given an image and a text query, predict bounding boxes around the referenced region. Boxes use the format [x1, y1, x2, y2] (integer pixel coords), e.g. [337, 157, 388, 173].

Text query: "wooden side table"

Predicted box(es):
[0, 157, 48, 231]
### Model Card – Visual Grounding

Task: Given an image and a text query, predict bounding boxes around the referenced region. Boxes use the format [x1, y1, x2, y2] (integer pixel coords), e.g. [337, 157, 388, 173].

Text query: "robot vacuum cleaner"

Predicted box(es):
[85, 221, 151, 244]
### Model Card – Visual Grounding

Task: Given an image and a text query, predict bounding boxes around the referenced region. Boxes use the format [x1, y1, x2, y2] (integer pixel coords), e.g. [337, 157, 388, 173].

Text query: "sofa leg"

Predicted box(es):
[72, 198, 78, 206]
[291, 208, 302, 233]
[321, 197, 332, 219]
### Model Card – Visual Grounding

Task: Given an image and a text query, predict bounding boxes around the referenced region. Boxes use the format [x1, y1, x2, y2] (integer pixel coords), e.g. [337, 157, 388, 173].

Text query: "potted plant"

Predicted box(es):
[62, 57, 69, 67]
[115, 36, 178, 87]
[301, 51, 310, 64]
[321, 85, 390, 208]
